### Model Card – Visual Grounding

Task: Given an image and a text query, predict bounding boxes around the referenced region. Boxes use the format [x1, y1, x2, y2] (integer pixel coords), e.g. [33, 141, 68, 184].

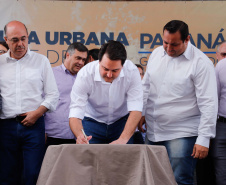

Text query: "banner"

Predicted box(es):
[0, 0, 225, 68]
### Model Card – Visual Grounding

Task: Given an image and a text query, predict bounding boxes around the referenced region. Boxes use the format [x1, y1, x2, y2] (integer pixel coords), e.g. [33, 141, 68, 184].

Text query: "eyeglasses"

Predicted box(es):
[7, 36, 27, 44]
[0, 50, 7, 54]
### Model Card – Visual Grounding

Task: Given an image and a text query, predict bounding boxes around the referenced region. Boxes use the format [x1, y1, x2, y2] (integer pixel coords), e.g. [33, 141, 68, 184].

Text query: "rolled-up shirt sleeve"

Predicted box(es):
[126, 67, 143, 112]
[69, 72, 89, 120]
[41, 58, 59, 112]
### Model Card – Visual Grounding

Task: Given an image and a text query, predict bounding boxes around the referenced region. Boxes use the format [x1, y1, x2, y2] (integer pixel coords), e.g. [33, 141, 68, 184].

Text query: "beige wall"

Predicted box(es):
[1, 0, 225, 67]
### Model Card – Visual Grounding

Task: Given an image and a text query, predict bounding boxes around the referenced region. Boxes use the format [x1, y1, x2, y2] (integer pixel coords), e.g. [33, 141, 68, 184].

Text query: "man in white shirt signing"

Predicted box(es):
[141, 20, 218, 185]
[69, 40, 143, 144]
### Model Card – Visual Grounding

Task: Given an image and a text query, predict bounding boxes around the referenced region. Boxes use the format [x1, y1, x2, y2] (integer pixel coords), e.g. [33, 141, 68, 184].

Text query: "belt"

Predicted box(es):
[218, 116, 226, 123]
[5, 116, 26, 123]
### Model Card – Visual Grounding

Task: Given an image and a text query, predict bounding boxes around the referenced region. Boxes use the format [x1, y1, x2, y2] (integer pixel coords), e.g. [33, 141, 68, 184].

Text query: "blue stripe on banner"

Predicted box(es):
[138, 51, 216, 54]
[203, 52, 216, 54]
[138, 51, 152, 54]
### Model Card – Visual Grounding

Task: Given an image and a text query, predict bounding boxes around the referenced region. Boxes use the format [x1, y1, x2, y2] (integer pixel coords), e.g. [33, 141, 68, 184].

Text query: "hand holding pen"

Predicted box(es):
[81, 129, 90, 144]
[76, 129, 92, 144]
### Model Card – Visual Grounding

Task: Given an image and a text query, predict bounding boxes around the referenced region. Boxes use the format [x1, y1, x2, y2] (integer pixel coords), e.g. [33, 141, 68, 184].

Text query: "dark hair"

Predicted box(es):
[4, 21, 28, 37]
[98, 40, 127, 66]
[135, 64, 144, 75]
[65, 42, 88, 59]
[0, 41, 9, 50]
[88, 48, 100, 60]
[135, 64, 144, 71]
[163, 20, 189, 42]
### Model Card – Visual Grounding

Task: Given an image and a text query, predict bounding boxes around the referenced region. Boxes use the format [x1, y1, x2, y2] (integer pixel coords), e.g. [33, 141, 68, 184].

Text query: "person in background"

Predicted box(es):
[216, 41, 226, 62]
[87, 48, 100, 63]
[135, 64, 144, 79]
[195, 41, 226, 185]
[0, 41, 9, 55]
[0, 41, 8, 112]
[0, 20, 59, 184]
[209, 41, 226, 185]
[45, 42, 88, 146]
[133, 64, 145, 144]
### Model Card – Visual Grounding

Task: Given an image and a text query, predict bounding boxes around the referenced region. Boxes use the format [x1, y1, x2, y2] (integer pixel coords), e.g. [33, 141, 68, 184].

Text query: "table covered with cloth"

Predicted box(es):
[37, 144, 177, 185]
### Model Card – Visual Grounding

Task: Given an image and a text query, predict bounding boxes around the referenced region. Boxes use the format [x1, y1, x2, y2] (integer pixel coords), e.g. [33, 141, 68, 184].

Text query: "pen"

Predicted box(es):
[81, 129, 89, 144]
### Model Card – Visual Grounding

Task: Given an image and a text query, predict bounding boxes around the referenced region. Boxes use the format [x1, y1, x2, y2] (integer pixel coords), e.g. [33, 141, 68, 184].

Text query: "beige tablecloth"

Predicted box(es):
[37, 144, 177, 185]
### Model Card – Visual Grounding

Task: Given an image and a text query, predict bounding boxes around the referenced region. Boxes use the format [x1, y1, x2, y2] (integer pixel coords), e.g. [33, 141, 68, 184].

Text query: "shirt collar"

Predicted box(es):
[94, 60, 125, 83]
[61, 63, 77, 77]
[162, 47, 167, 57]
[182, 41, 193, 60]
[162, 41, 193, 60]
[61, 63, 68, 73]
[94, 62, 101, 81]
[6, 48, 31, 62]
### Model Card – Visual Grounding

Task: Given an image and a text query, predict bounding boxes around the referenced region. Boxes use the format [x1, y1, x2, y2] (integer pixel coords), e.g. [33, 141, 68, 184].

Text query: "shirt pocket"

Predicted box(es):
[25, 69, 41, 81]
[170, 77, 193, 96]
[24, 69, 42, 92]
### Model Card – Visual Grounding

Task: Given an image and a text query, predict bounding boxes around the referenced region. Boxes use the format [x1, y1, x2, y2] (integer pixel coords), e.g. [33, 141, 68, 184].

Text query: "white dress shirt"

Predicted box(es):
[143, 42, 218, 148]
[0, 48, 59, 119]
[69, 60, 143, 125]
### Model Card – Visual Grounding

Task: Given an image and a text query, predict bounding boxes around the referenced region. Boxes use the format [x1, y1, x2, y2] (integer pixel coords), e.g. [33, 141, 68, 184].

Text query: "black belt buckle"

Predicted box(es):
[16, 116, 26, 123]
[218, 116, 226, 123]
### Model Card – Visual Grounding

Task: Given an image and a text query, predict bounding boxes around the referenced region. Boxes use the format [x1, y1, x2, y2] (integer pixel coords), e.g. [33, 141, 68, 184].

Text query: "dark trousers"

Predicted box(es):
[196, 155, 215, 185]
[46, 137, 76, 147]
[133, 131, 144, 144]
[210, 120, 226, 185]
[196, 119, 226, 185]
[82, 114, 133, 144]
[0, 117, 45, 185]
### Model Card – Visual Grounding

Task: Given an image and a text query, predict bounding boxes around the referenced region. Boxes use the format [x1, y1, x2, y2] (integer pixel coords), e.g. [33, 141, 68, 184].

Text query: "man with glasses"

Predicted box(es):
[0, 20, 59, 184]
[45, 42, 88, 146]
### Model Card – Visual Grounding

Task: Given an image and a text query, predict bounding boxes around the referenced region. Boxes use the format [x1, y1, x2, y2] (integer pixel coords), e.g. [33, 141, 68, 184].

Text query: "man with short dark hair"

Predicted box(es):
[69, 40, 143, 144]
[0, 21, 59, 184]
[135, 64, 144, 79]
[45, 42, 88, 146]
[142, 20, 218, 185]
[87, 48, 100, 63]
